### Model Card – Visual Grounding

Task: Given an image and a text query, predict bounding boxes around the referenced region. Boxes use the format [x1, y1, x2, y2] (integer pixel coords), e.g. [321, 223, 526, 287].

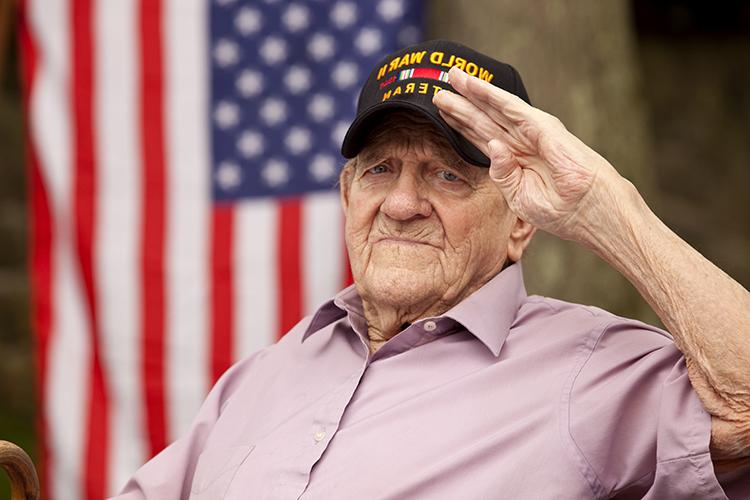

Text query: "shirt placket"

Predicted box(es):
[273, 324, 371, 499]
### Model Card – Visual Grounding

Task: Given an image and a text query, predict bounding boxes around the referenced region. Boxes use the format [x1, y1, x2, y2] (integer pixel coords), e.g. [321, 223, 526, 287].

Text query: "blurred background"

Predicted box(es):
[1, 0, 749, 496]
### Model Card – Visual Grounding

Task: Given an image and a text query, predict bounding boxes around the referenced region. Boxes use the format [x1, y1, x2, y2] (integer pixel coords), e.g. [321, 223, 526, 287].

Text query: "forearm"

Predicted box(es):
[577, 172, 750, 418]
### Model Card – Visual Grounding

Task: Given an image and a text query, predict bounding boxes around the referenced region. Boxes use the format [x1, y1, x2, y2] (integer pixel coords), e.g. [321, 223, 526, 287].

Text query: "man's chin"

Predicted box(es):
[358, 268, 441, 308]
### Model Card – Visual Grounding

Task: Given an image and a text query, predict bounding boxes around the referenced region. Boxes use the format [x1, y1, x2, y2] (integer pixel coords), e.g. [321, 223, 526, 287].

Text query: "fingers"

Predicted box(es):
[438, 110, 491, 156]
[433, 89, 518, 149]
[434, 89, 530, 155]
[487, 139, 522, 200]
[447, 66, 533, 126]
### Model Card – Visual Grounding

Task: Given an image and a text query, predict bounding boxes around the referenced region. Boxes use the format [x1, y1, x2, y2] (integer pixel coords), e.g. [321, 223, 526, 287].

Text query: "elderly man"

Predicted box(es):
[113, 40, 749, 499]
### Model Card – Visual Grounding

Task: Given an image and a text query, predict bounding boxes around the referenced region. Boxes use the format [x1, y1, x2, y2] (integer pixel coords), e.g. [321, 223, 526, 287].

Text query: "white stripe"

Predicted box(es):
[164, 0, 211, 440]
[235, 201, 278, 360]
[29, 0, 87, 499]
[303, 192, 344, 314]
[95, 0, 145, 493]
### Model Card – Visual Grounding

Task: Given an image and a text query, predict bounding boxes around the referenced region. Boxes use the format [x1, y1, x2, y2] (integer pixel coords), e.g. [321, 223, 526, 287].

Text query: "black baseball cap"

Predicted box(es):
[340, 39, 530, 167]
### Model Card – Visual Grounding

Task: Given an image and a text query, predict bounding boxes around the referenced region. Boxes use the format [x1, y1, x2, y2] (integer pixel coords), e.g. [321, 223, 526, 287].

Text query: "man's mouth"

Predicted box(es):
[374, 237, 438, 248]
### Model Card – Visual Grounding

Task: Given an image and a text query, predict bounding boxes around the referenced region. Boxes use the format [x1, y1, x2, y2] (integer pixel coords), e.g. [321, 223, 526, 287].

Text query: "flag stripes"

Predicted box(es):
[209, 205, 235, 385]
[21, 0, 421, 496]
[138, 0, 169, 463]
[95, 0, 145, 490]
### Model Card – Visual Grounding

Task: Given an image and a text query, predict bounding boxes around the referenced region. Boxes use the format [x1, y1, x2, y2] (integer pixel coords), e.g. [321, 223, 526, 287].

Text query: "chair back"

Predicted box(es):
[0, 440, 39, 500]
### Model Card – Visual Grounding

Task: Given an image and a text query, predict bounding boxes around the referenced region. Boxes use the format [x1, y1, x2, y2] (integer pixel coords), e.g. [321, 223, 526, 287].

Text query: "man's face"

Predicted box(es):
[341, 113, 524, 311]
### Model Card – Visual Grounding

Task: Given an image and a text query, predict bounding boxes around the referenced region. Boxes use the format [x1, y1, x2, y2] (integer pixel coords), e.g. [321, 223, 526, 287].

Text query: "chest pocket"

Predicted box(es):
[189, 444, 255, 499]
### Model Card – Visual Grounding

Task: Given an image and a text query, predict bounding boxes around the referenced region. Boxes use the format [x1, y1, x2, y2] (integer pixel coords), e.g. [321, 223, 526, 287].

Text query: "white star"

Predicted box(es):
[235, 7, 262, 36]
[237, 130, 264, 158]
[216, 161, 242, 190]
[309, 154, 337, 182]
[214, 101, 240, 129]
[213, 39, 240, 67]
[331, 61, 358, 89]
[355, 28, 382, 56]
[236, 69, 264, 97]
[259, 36, 288, 65]
[398, 25, 420, 46]
[331, 120, 350, 146]
[262, 159, 290, 187]
[283, 4, 310, 32]
[284, 65, 312, 95]
[330, 1, 357, 29]
[377, 0, 404, 22]
[285, 127, 312, 155]
[307, 33, 335, 61]
[259, 97, 287, 126]
[307, 94, 335, 122]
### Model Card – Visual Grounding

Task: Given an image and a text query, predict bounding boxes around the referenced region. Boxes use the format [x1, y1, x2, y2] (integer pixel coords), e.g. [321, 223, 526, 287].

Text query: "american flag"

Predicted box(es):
[19, 0, 422, 498]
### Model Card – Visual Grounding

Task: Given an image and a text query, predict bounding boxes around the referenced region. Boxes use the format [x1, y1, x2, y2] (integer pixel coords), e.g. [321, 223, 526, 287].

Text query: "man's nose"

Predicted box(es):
[380, 171, 433, 221]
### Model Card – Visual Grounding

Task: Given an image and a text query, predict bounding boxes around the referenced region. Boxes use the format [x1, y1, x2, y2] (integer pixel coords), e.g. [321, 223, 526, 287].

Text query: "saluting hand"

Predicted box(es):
[433, 66, 627, 243]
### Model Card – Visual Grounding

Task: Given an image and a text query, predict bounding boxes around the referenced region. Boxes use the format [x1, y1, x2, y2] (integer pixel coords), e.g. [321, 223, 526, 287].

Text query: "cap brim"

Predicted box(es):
[340, 100, 491, 167]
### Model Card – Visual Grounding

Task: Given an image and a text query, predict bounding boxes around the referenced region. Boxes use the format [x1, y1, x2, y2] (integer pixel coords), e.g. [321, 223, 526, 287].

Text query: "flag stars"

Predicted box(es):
[236, 69, 264, 97]
[285, 127, 312, 155]
[377, 0, 404, 22]
[213, 39, 240, 67]
[355, 28, 383, 55]
[309, 154, 337, 182]
[259, 97, 287, 126]
[214, 101, 240, 129]
[237, 130, 264, 158]
[308, 33, 335, 61]
[283, 4, 310, 32]
[398, 24, 420, 46]
[216, 161, 242, 190]
[307, 94, 335, 122]
[284, 65, 312, 95]
[330, 1, 358, 29]
[260, 36, 288, 65]
[331, 61, 358, 89]
[262, 159, 290, 187]
[235, 7, 263, 36]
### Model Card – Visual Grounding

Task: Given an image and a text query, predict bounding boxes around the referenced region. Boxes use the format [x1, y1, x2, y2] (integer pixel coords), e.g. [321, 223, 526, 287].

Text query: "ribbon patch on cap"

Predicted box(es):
[398, 67, 450, 83]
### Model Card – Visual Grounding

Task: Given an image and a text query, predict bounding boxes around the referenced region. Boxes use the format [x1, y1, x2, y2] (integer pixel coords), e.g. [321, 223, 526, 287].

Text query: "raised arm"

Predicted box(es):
[433, 66, 750, 468]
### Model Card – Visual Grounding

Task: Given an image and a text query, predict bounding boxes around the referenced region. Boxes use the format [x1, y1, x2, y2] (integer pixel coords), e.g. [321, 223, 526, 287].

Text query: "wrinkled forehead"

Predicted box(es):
[358, 111, 469, 167]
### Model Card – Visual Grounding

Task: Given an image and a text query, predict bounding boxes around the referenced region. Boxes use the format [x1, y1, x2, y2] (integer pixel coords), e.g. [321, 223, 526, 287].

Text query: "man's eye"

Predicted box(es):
[438, 170, 460, 182]
[367, 164, 389, 175]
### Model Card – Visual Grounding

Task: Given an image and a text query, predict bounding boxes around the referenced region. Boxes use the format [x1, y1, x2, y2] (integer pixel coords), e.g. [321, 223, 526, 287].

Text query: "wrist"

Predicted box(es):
[575, 170, 655, 267]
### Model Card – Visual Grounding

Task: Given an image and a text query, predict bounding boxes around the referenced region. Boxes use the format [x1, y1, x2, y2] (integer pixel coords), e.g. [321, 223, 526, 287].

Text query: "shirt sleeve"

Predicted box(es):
[107, 349, 268, 500]
[564, 318, 748, 499]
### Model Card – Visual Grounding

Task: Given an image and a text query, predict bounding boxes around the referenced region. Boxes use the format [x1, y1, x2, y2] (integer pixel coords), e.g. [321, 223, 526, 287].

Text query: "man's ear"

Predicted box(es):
[506, 217, 536, 262]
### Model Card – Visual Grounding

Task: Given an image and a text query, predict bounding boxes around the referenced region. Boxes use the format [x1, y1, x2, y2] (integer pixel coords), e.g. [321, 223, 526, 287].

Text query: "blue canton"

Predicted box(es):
[210, 0, 424, 201]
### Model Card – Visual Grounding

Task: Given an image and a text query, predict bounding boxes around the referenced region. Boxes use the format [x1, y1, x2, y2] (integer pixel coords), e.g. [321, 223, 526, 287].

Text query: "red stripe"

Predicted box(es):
[19, 3, 52, 497]
[411, 67, 443, 80]
[70, 0, 110, 497]
[277, 199, 303, 338]
[210, 206, 235, 384]
[139, 0, 168, 457]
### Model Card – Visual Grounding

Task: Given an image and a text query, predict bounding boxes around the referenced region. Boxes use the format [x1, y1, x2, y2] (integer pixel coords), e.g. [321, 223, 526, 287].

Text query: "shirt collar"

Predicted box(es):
[440, 262, 526, 356]
[302, 263, 527, 356]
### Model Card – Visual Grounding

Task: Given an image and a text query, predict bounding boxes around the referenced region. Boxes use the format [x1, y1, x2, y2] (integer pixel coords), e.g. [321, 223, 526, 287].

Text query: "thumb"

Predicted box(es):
[487, 139, 521, 198]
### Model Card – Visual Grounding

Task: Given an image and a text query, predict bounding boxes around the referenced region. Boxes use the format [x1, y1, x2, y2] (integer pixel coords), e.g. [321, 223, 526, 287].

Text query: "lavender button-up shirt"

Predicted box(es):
[114, 264, 747, 499]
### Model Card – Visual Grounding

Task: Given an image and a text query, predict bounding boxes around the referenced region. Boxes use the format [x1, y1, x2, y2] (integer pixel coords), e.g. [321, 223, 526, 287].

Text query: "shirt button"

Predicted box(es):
[313, 431, 326, 442]
[423, 320, 437, 332]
